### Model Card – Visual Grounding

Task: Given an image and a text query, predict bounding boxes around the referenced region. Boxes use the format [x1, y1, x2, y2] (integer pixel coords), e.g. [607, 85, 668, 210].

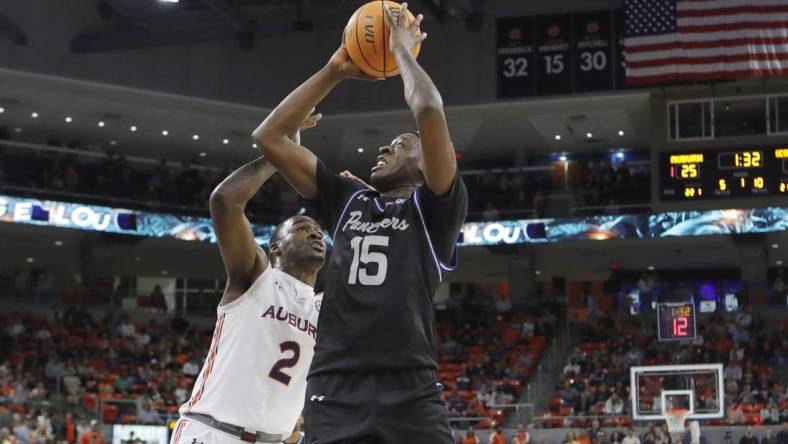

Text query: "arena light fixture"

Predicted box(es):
[130, 125, 138, 132]
[160, 0, 180, 3]
[615, 151, 625, 160]
[31, 112, 39, 118]
[109, 140, 118, 146]
[535, 270, 542, 275]
[162, 270, 169, 275]
[586, 132, 593, 139]
[222, 138, 229, 145]
[648, 265, 655, 271]
[13, 127, 22, 133]
[98, 121, 105, 127]
[778, 260, 783, 266]
[54, 241, 63, 247]
[357, 147, 364, 153]
[192, 134, 200, 140]
[199, 152, 207, 157]
[26, 257, 34, 263]
[252, 143, 258, 149]
[559, 154, 567, 162]
[65, 116, 72, 123]
[554, 134, 561, 141]
[772, 244, 779, 249]
[161, 130, 169, 136]
[618, 130, 625, 136]
[0, 107, 4, 113]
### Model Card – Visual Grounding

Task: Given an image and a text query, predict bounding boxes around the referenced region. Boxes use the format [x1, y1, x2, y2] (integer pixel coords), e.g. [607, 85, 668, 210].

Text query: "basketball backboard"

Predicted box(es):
[630, 364, 724, 421]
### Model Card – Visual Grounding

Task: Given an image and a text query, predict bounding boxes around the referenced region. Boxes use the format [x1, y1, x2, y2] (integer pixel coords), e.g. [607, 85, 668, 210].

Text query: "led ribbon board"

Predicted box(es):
[1, 194, 788, 246]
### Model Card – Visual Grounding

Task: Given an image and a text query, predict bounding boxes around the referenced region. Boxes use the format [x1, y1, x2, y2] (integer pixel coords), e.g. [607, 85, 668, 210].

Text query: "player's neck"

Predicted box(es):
[278, 264, 317, 287]
[379, 184, 417, 198]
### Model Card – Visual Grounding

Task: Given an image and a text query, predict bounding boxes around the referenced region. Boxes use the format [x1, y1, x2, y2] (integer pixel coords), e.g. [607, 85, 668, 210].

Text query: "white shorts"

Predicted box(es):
[170, 418, 300, 444]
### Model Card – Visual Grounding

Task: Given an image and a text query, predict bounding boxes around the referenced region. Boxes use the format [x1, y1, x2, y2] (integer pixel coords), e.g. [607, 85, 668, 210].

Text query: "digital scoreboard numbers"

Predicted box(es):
[660, 147, 788, 200]
[657, 302, 697, 342]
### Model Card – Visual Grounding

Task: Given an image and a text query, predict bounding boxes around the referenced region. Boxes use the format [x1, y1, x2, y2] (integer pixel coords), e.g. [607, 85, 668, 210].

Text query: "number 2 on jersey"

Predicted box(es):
[268, 341, 300, 385]
[348, 235, 389, 286]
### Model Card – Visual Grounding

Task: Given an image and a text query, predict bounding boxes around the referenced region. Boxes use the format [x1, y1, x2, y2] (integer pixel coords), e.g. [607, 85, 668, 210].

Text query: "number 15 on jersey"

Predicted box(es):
[348, 236, 389, 286]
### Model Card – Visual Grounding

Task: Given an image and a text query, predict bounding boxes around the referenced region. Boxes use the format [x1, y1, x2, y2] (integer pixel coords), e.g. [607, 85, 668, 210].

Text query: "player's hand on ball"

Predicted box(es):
[328, 46, 382, 81]
[383, 3, 426, 55]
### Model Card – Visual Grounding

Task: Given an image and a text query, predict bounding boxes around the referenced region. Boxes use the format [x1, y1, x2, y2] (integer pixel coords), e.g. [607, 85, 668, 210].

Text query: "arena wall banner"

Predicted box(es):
[458, 207, 788, 246]
[1, 194, 787, 247]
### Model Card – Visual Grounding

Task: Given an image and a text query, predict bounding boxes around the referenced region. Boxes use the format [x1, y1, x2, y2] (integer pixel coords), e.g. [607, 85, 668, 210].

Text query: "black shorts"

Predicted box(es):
[303, 369, 453, 444]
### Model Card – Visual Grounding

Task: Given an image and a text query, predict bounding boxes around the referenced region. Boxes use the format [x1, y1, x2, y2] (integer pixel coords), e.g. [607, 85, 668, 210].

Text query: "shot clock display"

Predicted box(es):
[657, 302, 697, 342]
[661, 147, 788, 200]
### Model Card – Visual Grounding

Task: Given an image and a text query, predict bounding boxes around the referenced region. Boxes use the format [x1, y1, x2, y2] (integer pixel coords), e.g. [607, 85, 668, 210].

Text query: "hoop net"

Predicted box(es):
[665, 408, 690, 434]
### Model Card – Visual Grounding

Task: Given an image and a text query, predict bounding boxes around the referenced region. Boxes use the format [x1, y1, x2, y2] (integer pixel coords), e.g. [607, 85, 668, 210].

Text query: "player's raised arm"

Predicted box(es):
[209, 157, 274, 305]
[385, 3, 457, 196]
[214, 114, 322, 304]
[252, 47, 377, 200]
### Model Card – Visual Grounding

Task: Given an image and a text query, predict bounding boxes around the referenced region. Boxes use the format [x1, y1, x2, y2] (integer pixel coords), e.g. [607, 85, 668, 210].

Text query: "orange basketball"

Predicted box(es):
[343, 1, 421, 78]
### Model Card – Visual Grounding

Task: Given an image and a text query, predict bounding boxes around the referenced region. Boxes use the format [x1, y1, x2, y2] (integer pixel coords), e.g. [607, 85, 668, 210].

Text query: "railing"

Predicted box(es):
[96, 398, 178, 426]
[487, 403, 536, 427]
[533, 414, 633, 428]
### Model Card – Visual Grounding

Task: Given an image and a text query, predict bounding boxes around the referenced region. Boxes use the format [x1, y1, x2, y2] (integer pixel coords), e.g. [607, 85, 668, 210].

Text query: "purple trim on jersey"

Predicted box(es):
[373, 197, 384, 212]
[332, 189, 369, 241]
[412, 189, 443, 282]
[439, 247, 458, 271]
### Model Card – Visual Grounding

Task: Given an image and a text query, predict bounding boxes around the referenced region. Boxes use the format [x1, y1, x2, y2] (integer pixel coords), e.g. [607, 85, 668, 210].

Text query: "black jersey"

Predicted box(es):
[307, 160, 467, 375]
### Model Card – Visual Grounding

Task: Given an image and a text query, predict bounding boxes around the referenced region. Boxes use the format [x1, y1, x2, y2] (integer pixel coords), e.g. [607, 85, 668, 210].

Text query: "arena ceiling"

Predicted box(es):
[0, 67, 650, 172]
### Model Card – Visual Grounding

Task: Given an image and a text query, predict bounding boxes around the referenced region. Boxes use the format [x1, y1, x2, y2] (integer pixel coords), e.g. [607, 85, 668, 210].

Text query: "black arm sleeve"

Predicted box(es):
[308, 159, 363, 234]
[417, 172, 468, 263]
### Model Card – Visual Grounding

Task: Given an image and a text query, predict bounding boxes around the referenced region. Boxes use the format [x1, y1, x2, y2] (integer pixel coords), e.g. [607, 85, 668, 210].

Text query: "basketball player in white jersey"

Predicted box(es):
[171, 113, 324, 444]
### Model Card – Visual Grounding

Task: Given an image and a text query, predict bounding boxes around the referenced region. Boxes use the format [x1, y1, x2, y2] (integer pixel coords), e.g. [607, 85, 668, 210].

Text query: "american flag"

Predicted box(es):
[624, 0, 788, 84]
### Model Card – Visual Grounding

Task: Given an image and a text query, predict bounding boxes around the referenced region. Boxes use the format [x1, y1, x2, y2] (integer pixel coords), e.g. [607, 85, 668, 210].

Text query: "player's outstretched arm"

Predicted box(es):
[209, 157, 275, 305]
[214, 114, 321, 305]
[385, 3, 457, 196]
[252, 47, 377, 200]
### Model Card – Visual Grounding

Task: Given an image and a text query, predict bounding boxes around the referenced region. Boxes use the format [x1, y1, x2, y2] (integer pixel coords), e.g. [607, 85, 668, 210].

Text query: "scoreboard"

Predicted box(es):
[660, 147, 788, 200]
[657, 302, 697, 342]
[497, 10, 628, 98]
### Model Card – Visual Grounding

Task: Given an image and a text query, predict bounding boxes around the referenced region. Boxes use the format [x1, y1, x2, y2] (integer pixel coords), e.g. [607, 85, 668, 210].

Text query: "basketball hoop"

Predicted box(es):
[665, 408, 691, 434]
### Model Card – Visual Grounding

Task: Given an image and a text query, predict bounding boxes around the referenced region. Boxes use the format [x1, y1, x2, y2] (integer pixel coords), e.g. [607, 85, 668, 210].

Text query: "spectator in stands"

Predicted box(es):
[604, 392, 625, 415]
[563, 358, 581, 376]
[739, 426, 759, 444]
[135, 401, 161, 425]
[150, 285, 167, 313]
[461, 427, 480, 444]
[511, 424, 530, 444]
[78, 420, 104, 444]
[772, 271, 786, 304]
[587, 420, 603, 441]
[777, 422, 788, 444]
[561, 431, 581, 444]
[762, 427, 774, 444]
[0, 428, 11, 444]
[622, 428, 641, 444]
[495, 295, 511, 312]
[489, 425, 506, 444]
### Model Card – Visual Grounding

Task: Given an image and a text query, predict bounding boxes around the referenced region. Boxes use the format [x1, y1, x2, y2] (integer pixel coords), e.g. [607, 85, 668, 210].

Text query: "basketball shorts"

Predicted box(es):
[303, 368, 453, 444]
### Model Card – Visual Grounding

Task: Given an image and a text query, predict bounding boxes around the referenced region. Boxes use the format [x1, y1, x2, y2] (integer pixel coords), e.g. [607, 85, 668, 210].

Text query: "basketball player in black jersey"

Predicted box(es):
[253, 4, 466, 443]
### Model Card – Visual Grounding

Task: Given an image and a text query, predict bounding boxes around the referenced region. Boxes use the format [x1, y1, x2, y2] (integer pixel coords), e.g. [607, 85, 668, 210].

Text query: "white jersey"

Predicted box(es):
[178, 266, 321, 437]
